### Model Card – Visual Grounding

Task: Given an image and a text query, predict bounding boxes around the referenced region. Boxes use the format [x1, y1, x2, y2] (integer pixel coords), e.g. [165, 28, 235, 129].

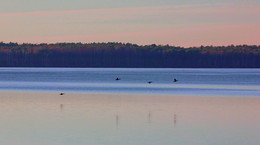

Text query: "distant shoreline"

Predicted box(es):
[0, 42, 259, 68]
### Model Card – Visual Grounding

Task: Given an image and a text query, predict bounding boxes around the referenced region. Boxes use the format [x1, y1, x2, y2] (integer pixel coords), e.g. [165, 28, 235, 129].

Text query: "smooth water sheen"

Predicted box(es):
[0, 68, 259, 145]
[0, 92, 259, 145]
[0, 68, 259, 97]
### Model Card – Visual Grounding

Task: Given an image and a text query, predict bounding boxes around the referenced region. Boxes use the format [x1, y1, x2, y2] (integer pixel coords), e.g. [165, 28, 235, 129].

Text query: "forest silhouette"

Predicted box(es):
[0, 42, 259, 68]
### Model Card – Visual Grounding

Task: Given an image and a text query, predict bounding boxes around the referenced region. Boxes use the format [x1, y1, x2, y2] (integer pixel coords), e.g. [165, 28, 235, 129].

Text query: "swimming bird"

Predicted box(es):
[60, 93, 64, 95]
[147, 81, 153, 84]
[115, 77, 121, 80]
[173, 78, 178, 82]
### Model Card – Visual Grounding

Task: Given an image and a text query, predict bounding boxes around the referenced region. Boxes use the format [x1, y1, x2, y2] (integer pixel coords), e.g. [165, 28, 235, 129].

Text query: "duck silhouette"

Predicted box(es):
[115, 77, 121, 81]
[147, 81, 153, 84]
[173, 78, 178, 82]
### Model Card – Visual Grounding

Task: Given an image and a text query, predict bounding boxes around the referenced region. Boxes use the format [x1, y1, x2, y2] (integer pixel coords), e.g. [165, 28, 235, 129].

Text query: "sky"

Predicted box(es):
[1, 0, 259, 47]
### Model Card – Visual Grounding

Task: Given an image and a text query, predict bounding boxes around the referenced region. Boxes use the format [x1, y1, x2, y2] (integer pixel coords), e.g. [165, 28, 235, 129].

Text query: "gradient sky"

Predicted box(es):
[1, 0, 259, 46]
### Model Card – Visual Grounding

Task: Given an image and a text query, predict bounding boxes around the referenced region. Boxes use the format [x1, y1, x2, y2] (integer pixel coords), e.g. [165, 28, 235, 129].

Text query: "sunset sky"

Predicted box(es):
[1, 0, 259, 47]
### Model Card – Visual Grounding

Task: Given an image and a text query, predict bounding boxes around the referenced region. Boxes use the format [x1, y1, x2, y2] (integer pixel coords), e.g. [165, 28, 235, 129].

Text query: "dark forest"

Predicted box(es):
[0, 42, 259, 68]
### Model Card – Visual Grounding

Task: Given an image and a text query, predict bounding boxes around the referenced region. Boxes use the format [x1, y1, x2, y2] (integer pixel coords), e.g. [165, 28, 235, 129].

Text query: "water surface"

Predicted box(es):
[0, 68, 259, 145]
[0, 92, 259, 145]
[0, 68, 259, 97]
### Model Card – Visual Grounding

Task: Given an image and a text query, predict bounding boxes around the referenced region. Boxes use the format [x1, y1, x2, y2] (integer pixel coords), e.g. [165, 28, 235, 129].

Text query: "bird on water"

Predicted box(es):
[173, 78, 178, 82]
[147, 81, 153, 84]
[60, 93, 64, 95]
[115, 77, 121, 80]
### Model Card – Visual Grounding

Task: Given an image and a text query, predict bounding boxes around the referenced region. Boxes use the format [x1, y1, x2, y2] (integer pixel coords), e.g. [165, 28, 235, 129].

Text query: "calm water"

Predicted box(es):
[0, 92, 259, 145]
[0, 68, 259, 97]
[0, 68, 260, 145]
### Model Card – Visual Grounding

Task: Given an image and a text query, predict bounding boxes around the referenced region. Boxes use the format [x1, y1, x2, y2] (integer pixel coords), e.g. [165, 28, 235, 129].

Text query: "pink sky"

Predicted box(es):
[1, 3, 259, 47]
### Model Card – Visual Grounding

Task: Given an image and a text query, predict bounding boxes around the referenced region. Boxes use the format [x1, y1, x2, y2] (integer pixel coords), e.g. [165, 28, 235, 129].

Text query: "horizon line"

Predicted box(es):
[1, 41, 259, 48]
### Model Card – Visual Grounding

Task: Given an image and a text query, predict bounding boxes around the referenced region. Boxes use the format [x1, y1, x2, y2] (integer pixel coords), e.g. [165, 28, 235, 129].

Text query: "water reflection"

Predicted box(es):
[173, 113, 177, 127]
[0, 92, 259, 145]
[115, 114, 119, 128]
[148, 111, 152, 124]
[60, 104, 63, 112]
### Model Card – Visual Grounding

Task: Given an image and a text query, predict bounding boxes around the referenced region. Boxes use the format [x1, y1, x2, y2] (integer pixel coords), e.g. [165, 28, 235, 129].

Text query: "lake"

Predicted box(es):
[0, 68, 259, 145]
[0, 68, 259, 97]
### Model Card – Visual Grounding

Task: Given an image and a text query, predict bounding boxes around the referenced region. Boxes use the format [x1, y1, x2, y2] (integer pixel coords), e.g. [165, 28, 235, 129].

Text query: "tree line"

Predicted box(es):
[0, 42, 259, 68]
